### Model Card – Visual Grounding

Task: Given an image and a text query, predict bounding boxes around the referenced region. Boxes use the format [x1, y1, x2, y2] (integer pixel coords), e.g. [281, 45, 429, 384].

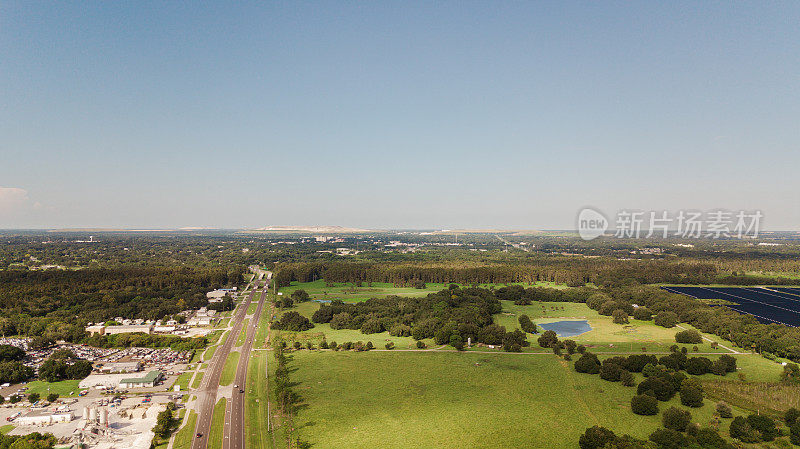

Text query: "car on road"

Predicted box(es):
[196, 433, 203, 438]
[239, 389, 244, 393]
[233, 384, 238, 388]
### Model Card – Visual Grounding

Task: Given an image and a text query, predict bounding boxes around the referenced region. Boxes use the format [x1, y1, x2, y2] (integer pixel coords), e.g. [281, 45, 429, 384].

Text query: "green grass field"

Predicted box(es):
[237, 319, 250, 346]
[191, 371, 204, 390]
[173, 372, 192, 391]
[208, 398, 227, 449]
[173, 411, 197, 449]
[220, 351, 240, 386]
[283, 351, 753, 449]
[203, 345, 217, 362]
[248, 302, 258, 315]
[279, 280, 574, 304]
[0, 425, 14, 434]
[254, 300, 272, 349]
[24, 379, 81, 398]
[245, 351, 273, 449]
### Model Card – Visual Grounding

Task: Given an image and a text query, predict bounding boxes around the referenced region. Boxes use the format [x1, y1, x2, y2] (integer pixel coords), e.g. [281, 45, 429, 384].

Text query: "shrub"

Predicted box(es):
[537, 330, 559, 348]
[416, 341, 426, 349]
[578, 426, 616, 449]
[675, 330, 702, 344]
[620, 370, 635, 387]
[365, 341, 373, 350]
[711, 358, 728, 376]
[730, 417, 759, 443]
[320, 340, 329, 349]
[654, 312, 679, 328]
[612, 309, 629, 324]
[685, 357, 713, 375]
[450, 334, 464, 351]
[9, 395, 19, 404]
[631, 394, 659, 415]
[341, 341, 352, 350]
[28, 392, 40, 403]
[625, 354, 657, 373]
[662, 406, 691, 432]
[637, 377, 675, 402]
[633, 307, 653, 321]
[747, 413, 777, 442]
[694, 428, 727, 448]
[292, 341, 301, 350]
[716, 401, 733, 418]
[46, 393, 58, 403]
[563, 340, 577, 355]
[576, 345, 586, 354]
[518, 314, 537, 334]
[388, 323, 412, 337]
[599, 362, 623, 382]
[790, 421, 800, 446]
[306, 342, 314, 350]
[384, 342, 394, 350]
[680, 385, 704, 408]
[574, 353, 601, 374]
[659, 352, 687, 371]
[330, 313, 354, 330]
[360, 319, 383, 334]
[785, 407, 800, 426]
[649, 428, 686, 449]
[328, 341, 338, 351]
[718, 354, 737, 373]
[272, 311, 314, 332]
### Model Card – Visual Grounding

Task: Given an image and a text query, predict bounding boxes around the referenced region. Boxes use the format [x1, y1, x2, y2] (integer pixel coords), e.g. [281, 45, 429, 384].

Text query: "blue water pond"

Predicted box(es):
[538, 320, 592, 337]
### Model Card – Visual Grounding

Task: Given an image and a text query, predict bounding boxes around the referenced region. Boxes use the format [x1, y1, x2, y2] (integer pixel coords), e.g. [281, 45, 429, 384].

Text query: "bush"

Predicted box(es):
[328, 341, 338, 351]
[711, 358, 728, 376]
[675, 330, 702, 344]
[518, 314, 537, 334]
[680, 385, 704, 408]
[785, 408, 800, 426]
[638, 377, 675, 402]
[716, 401, 733, 418]
[576, 345, 586, 354]
[320, 340, 329, 349]
[620, 370, 635, 387]
[730, 416, 760, 443]
[790, 421, 800, 445]
[360, 319, 383, 334]
[631, 394, 659, 415]
[574, 353, 601, 374]
[599, 362, 623, 382]
[46, 393, 59, 403]
[633, 307, 652, 321]
[537, 330, 559, 348]
[578, 426, 616, 449]
[365, 341, 373, 350]
[612, 309, 629, 324]
[625, 354, 657, 373]
[388, 323, 412, 337]
[718, 354, 737, 373]
[649, 428, 686, 449]
[330, 313, 354, 330]
[272, 311, 314, 332]
[384, 342, 394, 350]
[293, 341, 301, 350]
[662, 406, 691, 432]
[747, 413, 777, 442]
[685, 357, 713, 375]
[416, 341, 426, 349]
[341, 342, 352, 351]
[654, 311, 679, 328]
[450, 334, 464, 351]
[28, 392, 40, 403]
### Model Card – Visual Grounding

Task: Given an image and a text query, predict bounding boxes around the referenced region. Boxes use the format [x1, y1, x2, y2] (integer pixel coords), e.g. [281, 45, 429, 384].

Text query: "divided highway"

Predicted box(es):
[191, 278, 267, 449]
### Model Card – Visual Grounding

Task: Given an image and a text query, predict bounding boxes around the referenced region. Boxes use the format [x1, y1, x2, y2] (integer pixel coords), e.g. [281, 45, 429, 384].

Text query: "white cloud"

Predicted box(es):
[0, 187, 32, 214]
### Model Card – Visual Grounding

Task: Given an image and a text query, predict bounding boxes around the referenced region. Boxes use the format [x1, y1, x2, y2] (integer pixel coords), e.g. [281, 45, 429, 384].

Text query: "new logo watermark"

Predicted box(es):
[576, 208, 763, 241]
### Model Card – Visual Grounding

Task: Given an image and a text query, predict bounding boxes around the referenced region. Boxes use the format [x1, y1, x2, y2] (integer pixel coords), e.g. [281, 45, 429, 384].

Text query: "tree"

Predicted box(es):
[648, 428, 686, 449]
[782, 363, 800, 383]
[0, 344, 25, 362]
[718, 354, 737, 373]
[290, 289, 310, 303]
[654, 312, 678, 328]
[685, 357, 712, 375]
[360, 319, 383, 334]
[612, 309, 629, 324]
[450, 334, 464, 351]
[747, 414, 777, 442]
[711, 358, 728, 376]
[600, 361, 623, 382]
[675, 330, 702, 344]
[716, 401, 733, 419]
[620, 369, 635, 387]
[537, 330, 558, 348]
[680, 384, 704, 408]
[785, 408, 800, 426]
[579, 426, 616, 449]
[633, 307, 652, 321]
[272, 311, 313, 332]
[574, 353, 601, 374]
[46, 393, 58, 403]
[631, 394, 659, 415]
[27, 392, 39, 403]
[637, 377, 675, 402]
[662, 407, 691, 432]
[730, 417, 759, 443]
[518, 314, 537, 334]
[791, 420, 800, 446]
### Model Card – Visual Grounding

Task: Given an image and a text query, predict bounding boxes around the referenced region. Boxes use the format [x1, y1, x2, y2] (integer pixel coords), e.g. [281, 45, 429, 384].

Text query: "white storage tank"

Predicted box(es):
[99, 408, 108, 425]
[89, 407, 97, 421]
[82, 407, 89, 420]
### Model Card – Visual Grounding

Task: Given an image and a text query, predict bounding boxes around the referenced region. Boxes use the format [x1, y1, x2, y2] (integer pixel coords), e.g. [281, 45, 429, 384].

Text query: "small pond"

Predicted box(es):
[313, 299, 332, 303]
[538, 320, 592, 337]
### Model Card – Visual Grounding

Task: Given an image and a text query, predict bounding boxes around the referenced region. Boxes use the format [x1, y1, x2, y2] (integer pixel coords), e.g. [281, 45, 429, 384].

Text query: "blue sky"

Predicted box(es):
[2, 1, 799, 229]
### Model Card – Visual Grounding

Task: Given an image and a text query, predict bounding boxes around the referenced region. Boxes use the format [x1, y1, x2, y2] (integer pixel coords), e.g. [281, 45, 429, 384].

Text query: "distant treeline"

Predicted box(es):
[273, 261, 800, 289]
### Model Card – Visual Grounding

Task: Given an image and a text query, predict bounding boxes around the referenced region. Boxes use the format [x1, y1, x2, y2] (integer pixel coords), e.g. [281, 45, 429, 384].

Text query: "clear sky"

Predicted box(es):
[2, 1, 799, 230]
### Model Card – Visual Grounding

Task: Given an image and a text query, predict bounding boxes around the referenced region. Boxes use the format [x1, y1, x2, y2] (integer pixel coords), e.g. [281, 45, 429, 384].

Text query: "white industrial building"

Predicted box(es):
[17, 409, 73, 426]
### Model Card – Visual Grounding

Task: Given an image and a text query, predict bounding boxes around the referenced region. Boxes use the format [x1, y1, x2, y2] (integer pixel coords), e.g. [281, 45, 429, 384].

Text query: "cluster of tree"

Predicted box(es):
[674, 329, 703, 344]
[518, 314, 537, 334]
[0, 266, 244, 343]
[786, 408, 800, 445]
[579, 424, 734, 449]
[0, 432, 57, 449]
[729, 414, 779, 443]
[84, 332, 207, 352]
[38, 350, 93, 382]
[272, 311, 313, 332]
[275, 289, 311, 309]
[273, 344, 310, 449]
[152, 402, 179, 442]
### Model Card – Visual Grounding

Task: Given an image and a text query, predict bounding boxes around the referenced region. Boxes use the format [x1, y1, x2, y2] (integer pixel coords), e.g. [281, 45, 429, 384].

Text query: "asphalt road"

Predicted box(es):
[191, 279, 265, 449]
[224, 280, 267, 449]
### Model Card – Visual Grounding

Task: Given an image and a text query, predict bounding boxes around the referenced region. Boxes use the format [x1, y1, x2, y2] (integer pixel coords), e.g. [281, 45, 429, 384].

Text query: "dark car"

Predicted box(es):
[239, 389, 244, 393]
[196, 433, 203, 438]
